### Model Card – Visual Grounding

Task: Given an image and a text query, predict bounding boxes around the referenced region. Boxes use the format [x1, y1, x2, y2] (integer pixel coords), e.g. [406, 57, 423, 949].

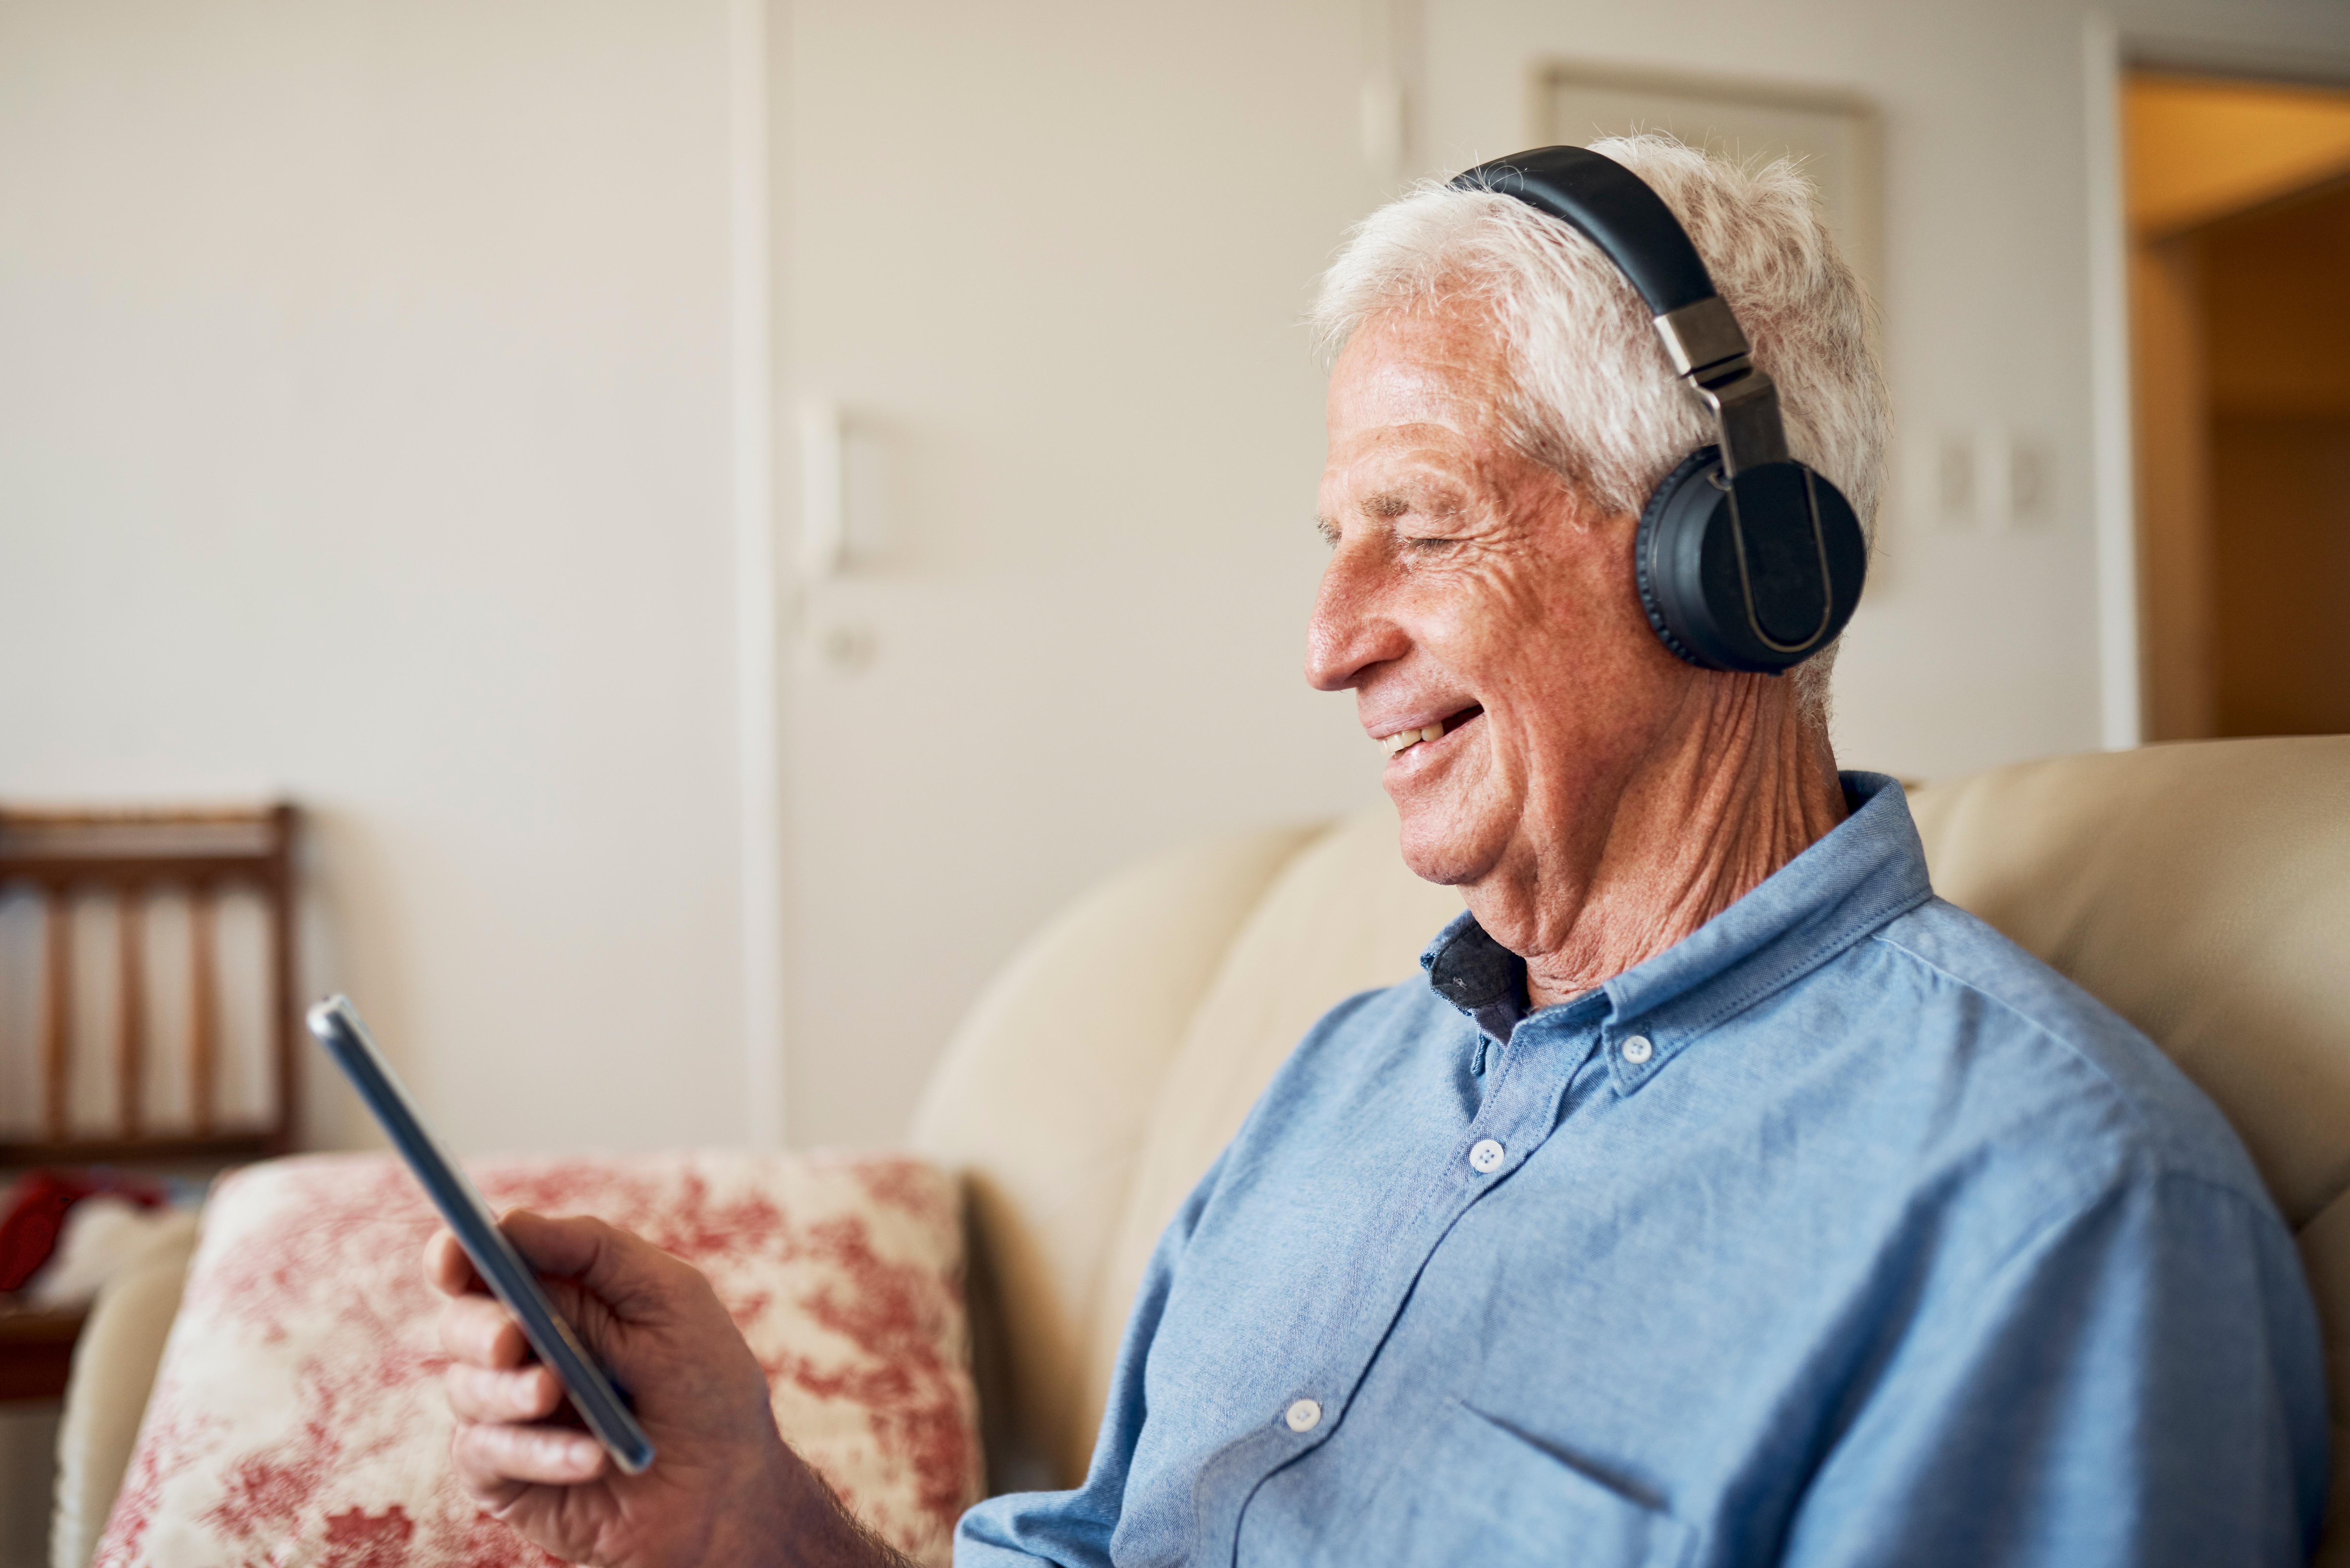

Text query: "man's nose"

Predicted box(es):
[1305, 544, 1407, 693]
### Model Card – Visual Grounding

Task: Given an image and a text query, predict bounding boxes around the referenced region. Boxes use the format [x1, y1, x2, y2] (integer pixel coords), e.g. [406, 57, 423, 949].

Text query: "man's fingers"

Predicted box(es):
[422, 1229, 481, 1297]
[496, 1209, 684, 1315]
[438, 1294, 528, 1369]
[449, 1420, 607, 1498]
[446, 1446, 527, 1516]
[445, 1362, 565, 1424]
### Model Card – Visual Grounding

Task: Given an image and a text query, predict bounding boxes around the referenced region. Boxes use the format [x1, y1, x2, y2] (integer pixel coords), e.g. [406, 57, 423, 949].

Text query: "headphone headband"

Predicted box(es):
[1452, 146, 1715, 314]
[1450, 146, 1787, 474]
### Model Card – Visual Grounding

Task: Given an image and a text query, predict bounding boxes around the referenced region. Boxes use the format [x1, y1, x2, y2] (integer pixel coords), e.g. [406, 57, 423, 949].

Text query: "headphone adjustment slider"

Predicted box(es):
[1651, 298, 1750, 379]
[1689, 364, 1790, 476]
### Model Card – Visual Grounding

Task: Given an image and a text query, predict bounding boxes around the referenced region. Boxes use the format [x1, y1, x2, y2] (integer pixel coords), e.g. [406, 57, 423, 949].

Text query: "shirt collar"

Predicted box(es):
[1420, 773, 1933, 1087]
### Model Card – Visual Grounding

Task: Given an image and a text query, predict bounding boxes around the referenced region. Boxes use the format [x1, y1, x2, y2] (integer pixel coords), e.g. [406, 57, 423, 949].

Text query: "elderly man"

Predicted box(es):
[429, 138, 2325, 1566]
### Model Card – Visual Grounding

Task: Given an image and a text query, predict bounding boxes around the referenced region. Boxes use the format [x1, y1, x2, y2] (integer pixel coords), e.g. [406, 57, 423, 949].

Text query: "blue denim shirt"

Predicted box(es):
[956, 775, 2326, 1567]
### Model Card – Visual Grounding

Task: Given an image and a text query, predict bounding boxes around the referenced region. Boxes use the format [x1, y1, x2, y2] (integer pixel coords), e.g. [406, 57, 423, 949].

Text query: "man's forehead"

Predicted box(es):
[1328, 307, 1510, 445]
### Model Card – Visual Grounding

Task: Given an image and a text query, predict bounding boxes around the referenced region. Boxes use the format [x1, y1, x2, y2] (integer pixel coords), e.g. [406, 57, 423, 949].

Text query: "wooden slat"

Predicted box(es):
[0, 854, 274, 885]
[267, 803, 298, 1155]
[117, 886, 145, 1138]
[0, 1131, 273, 1169]
[42, 890, 70, 1142]
[191, 883, 218, 1137]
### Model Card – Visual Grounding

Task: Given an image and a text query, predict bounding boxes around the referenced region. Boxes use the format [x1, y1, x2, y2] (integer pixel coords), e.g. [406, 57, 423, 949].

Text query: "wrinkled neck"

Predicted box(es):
[1472, 677, 1846, 1011]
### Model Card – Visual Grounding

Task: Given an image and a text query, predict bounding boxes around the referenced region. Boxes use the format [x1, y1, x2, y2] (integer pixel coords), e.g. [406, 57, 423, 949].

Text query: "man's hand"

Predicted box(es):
[426, 1210, 907, 1568]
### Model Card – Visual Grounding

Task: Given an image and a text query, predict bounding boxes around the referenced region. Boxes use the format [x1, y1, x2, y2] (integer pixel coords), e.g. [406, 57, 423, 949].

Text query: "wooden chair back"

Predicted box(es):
[0, 804, 298, 1167]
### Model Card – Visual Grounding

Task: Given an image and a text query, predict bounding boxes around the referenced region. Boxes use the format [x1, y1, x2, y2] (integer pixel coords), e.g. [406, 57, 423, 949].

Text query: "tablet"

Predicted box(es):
[306, 995, 656, 1475]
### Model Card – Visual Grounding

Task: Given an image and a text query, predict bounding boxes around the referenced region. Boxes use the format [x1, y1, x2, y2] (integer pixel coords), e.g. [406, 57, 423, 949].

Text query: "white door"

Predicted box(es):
[779, 0, 1399, 1145]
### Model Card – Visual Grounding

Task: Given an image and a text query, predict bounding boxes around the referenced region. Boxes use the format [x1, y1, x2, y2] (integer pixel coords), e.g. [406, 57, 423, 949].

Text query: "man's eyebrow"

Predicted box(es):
[1318, 490, 1419, 543]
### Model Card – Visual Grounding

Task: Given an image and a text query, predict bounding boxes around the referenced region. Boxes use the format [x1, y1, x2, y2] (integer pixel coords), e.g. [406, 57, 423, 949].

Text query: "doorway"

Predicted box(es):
[2127, 71, 2350, 740]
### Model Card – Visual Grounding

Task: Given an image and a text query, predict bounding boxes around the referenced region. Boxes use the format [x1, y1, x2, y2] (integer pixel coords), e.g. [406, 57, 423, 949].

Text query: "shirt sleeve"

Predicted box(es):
[952, 1146, 1232, 1568]
[1781, 1170, 2328, 1568]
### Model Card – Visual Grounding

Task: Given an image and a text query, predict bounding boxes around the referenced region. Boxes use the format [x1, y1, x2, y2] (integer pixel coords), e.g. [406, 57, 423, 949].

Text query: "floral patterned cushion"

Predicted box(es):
[95, 1151, 983, 1567]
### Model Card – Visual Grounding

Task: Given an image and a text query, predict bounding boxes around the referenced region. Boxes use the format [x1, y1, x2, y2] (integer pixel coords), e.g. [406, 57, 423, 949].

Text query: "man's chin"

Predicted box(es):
[1391, 808, 1492, 889]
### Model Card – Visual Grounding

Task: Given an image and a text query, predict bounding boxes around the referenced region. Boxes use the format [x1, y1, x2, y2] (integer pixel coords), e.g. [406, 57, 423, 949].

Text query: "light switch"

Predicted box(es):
[1914, 427, 2054, 532]
[1936, 434, 1976, 526]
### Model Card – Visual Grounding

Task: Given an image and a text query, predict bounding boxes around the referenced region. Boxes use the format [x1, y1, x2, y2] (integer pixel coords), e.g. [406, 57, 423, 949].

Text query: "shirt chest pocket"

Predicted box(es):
[1370, 1399, 1696, 1567]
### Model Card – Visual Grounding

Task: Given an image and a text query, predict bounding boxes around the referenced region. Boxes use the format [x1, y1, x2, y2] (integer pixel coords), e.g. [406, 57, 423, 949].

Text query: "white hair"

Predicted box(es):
[1311, 134, 1887, 723]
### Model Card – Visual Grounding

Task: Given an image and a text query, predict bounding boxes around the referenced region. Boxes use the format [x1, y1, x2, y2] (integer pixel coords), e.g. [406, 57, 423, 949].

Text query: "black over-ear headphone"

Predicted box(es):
[1450, 146, 1866, 674]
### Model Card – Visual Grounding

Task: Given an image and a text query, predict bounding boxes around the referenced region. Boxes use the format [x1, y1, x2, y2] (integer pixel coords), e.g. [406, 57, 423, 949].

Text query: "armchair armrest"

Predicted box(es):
[51, 1229, 196, 1568]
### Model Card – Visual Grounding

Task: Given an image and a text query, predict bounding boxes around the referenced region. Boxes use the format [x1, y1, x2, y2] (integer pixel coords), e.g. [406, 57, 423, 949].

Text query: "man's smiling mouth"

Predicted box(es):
[1377, 705, 1484, 757]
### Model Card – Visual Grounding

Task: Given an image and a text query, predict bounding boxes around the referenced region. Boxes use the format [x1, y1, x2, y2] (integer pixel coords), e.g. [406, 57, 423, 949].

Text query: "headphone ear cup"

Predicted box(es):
[1634, 448, 1734, 670]
[1634, 446, 1868, 674]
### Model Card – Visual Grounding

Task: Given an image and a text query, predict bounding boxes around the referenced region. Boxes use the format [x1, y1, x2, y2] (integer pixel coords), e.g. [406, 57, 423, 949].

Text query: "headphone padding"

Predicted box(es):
[1634, 448, 1724, 670]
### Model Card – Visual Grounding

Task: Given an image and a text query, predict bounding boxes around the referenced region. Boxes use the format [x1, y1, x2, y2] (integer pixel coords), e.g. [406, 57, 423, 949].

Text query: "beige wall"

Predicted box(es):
[4, 0, 2349, 1161]
[0, 0, 746, 1155]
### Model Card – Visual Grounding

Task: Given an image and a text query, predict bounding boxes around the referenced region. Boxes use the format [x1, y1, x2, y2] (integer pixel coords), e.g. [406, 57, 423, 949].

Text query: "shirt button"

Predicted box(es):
[1468, 1138, 1506, 1174]
[1285, 1398, 1322, 1433]
[1622, 1034, 1654, 1065]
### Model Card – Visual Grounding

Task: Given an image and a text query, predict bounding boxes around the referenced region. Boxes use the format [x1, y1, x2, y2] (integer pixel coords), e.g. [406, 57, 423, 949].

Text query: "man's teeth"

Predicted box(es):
[1381, 722, 1447, 756]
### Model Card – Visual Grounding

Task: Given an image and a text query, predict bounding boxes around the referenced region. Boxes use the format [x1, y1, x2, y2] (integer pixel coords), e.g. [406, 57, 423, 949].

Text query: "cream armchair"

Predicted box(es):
[908, 735, 2350, 1550]
[56, 737, 2350, 1566]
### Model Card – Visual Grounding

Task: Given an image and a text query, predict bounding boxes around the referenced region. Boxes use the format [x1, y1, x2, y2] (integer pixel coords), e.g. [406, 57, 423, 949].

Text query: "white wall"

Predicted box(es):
[0, 0, 746, 1155]
[5, 0, 2348, 1166]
